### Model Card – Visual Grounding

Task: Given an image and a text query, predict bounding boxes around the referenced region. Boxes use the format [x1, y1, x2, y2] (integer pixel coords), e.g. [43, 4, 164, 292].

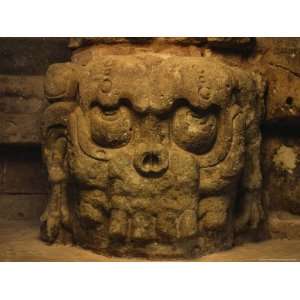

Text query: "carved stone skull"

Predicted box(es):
[41, 50, 265, 258]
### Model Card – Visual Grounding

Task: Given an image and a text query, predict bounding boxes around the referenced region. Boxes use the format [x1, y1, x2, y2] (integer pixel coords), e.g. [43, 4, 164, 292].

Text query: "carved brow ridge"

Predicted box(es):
[100, 97, 216, 115]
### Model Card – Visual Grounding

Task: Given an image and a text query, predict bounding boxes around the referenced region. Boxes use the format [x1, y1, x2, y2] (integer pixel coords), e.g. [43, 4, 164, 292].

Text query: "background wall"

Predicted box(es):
[0, 38, 71, 219]
[1, 37, 300, 239]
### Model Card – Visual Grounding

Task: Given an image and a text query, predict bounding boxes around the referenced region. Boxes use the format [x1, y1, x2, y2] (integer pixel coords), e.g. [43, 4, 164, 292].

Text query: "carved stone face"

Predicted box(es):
[41, 53, 265, 258]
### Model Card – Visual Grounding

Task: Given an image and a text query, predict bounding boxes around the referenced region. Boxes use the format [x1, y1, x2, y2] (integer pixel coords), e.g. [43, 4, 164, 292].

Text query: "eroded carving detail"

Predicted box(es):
[40, 53, 265, 258]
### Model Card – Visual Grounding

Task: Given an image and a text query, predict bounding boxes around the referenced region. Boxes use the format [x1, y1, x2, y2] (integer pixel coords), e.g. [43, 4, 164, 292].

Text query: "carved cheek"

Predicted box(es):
[172, 106, 217, 154]
[88, 105, 133, 148]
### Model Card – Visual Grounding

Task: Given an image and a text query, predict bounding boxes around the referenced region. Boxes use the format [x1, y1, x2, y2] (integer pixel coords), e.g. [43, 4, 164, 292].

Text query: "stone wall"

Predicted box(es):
[0, 38, 71, 219]
[254, 38, 300, 239]
[0, 37, 300, 241]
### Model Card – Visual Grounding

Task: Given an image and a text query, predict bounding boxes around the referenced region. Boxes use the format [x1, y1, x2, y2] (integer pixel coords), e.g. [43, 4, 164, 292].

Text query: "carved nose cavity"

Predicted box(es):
[134, 143, 169, 177]
[143, 152, 160, 168]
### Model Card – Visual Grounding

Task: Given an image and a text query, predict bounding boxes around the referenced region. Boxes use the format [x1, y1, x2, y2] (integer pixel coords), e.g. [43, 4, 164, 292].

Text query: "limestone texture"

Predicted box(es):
[263, 136, 300, 215]
[0, 75, 46, 144]
[40, 43, 266, 258]
[268, 211, 300, 240]
[3, 37, 300, 259]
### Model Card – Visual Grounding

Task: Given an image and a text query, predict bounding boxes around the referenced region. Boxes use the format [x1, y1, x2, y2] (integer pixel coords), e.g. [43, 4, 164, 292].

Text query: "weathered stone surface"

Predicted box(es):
[69, 37, 254, 50]
[7, 37, 300, 258]
[269, 211, 300, 239]
[0, 194, 47, 220]
[159, 37, 207, 45]
[0, 146, 48, 194]
[0, 144, 48, 222]
[206, 37, 255, 49]
[263, 136, 300, 214]
[6, 37, 300, 258]
[0, 38, 71, 75]
[257, 38, 300, 77]
[251, 39, 300, 239]
[0, 156, 3, 193]
[0, 114, 42, 144]
[69, 37, 154, 48]
[252, 38, 300, 123]
[263, 66, 300, 122]
[40, 44, 265, 259]
[0, 75, 44, 104]
[0, 76, 47, 144]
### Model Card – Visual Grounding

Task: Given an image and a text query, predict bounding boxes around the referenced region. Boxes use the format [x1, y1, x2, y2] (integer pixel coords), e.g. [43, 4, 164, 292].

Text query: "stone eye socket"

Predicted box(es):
[100, 107, 120, 119]
[89, 105, 133, 148]
[172, 106, 217, 154]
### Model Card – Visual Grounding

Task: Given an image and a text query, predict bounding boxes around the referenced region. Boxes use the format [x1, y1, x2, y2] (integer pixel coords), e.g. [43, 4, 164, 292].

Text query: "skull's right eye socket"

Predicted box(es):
[89, 105, 133, 148]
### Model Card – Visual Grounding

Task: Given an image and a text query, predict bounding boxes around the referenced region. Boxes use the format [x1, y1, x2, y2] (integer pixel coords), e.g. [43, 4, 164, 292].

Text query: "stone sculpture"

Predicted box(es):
[40, 49, 266, 258]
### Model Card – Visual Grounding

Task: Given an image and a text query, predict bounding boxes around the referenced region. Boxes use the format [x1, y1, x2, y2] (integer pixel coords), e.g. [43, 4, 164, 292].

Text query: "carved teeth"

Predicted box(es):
[157, 211, 178, 239]
[131, 211, 156, 241]
[108, 209, 128, 240]
[157, 210, 197, 240]
[177, 210, 197, 239]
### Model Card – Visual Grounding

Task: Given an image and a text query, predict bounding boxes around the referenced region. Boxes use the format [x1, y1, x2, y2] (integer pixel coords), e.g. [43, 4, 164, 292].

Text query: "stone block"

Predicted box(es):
[0, 75, 44, 99]
[269, 211, 300, 239]
[69, 37, 254, 50]
[263, 136, 300, 214]
[206, 37, 255, 49]
[1, 146, 48, 194]
[0, 155, 3, 193]
[0, 38, 71, 75]
[0, 113, 42, 144]
[0, 75, 47, 144]
[264, 65, 300, 123]
[254, 38, 300, 123]
[0, 194, 47, 220]
[257, 38, 300, 76]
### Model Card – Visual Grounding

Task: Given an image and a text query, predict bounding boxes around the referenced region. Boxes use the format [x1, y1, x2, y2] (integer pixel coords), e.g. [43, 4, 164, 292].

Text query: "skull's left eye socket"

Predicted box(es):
[172, 106, 217, 154]
[89, 105, 133, 148]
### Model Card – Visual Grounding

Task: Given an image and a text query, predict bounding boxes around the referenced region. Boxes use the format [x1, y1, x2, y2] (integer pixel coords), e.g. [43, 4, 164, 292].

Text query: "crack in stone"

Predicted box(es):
[269, 62, 300, 78]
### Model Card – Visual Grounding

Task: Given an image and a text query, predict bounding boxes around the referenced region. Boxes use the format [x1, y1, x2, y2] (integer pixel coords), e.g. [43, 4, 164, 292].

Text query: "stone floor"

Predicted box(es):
[1, 218, 300, 262]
